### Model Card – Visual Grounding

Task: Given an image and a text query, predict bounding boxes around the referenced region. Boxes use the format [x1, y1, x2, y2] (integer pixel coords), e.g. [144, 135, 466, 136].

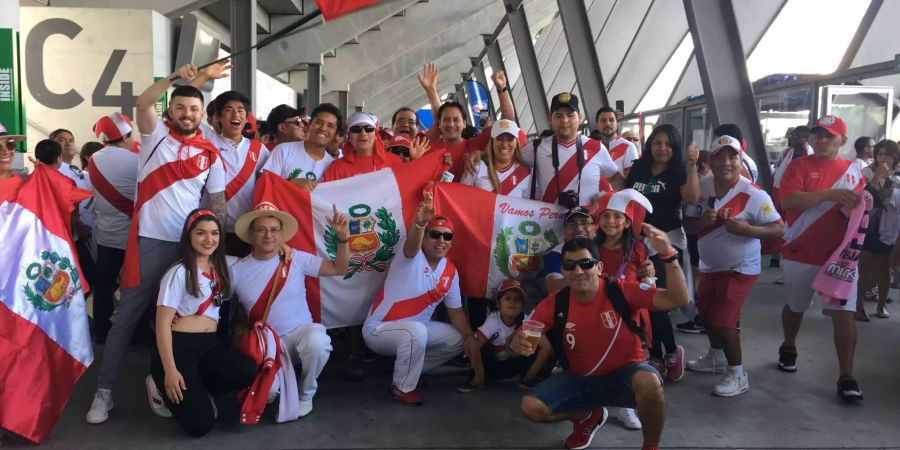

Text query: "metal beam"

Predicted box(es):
[231, 0, 257, 102]
[505, 0, 549, 133]
[306, 63, 321, 110]
[556, 0, 609, 118]
[456, 83, 472, 124]
[837, 0, 883, 71]
[165, 0, 220, 19]
[336, 91, 349, 116]
[683, 0, 771, 188]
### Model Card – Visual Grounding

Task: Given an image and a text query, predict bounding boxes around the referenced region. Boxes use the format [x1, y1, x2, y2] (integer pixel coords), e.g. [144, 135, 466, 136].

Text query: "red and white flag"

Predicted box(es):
[315, 0, 379, 20]
[0, 166, 93, 443]
[253, 152, 446, 327]
[433, 183, 565, 299]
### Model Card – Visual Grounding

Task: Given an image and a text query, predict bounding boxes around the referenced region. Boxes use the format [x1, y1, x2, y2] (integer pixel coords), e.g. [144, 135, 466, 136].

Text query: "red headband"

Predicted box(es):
[425, 217, 454, 232]
[187, 209, 217, 230]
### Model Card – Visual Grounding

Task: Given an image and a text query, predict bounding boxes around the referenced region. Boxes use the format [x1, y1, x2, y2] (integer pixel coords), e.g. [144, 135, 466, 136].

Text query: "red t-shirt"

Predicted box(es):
[529, 280, 656, 376]
[779, 156, 864, 265]
[598, 241, 649, 283]
[322, 152, 403, 181]
[429, 132, 491, 179]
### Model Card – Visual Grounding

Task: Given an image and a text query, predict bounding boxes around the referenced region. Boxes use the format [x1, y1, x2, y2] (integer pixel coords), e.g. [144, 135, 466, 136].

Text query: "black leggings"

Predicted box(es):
[481, 346, 538, 380]
[648, 247, 683, 359]
[151, 332, 256, 437]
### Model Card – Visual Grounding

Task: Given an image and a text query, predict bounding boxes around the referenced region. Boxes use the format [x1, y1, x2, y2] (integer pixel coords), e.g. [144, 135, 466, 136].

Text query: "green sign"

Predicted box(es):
[0, 28, 25, 153]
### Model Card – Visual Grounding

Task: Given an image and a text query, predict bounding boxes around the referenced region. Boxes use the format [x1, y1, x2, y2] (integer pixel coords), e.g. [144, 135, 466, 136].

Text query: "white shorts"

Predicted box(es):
[782, 259, 857, 313]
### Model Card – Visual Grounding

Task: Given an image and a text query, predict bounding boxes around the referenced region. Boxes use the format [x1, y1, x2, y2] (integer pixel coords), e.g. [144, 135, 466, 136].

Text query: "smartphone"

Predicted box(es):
[615, 100, 625, 114]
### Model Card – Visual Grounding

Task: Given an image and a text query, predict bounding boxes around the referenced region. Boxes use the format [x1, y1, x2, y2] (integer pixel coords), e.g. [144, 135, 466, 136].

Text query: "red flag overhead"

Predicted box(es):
[315, 0, 379, 20]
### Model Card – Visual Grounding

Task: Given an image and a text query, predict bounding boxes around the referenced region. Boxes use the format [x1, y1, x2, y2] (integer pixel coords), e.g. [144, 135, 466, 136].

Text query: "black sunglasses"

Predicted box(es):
[561, 258, 598, 271]
[4, 141, 16, 150]
[426, 230, 453, 241]
[349, 125, 376, 133]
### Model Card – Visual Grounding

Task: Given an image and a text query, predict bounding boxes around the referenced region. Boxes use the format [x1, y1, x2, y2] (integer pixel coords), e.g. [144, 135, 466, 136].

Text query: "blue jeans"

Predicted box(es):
[529, 362, 661, 414]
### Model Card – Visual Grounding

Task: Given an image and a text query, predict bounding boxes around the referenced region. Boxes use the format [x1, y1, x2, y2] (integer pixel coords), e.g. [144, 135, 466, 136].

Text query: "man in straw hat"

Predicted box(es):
[230, 202, 350, 418]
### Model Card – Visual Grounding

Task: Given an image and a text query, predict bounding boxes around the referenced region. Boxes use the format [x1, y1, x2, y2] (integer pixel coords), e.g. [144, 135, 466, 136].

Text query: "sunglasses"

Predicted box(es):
[426, 230, 453, 241]
[349, 125, 376, 133]
[3, 141, 16, 150]
[561, 258, 599, 271]
[625, 137, 640, 143]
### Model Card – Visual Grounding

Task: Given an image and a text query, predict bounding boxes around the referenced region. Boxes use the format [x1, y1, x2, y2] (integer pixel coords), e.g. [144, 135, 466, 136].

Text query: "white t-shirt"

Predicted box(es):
[138, 120, 226, 242]
[157, 264, 224, 322]
[607, 136, 640, 176]
[477, 311, 516, 361]
[59, 162, 95, 230]
[231, 252, 323, 336]
[460, 161, 532, 198]
[685, 176, 781, 275]
[520, 135, 617, 204]
[364, 250, 462, 329]
[201, 125, 270, 232]
[262, 141, 334, 182]
[89, 146, 138, 249]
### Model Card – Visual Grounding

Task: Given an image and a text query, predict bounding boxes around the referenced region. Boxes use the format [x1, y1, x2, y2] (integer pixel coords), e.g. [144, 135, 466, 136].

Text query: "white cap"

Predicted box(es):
[347, 111, 378, 129]
[710, 135, 743, 155]
[491, 119, 520, 139]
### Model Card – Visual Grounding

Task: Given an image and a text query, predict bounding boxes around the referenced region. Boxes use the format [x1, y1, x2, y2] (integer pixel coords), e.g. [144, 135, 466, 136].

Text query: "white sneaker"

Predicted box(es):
[299, 399, 313, 418]
[687, 352, 726, 374]
[614, 407, 641, 430]
[86, 389, 114, 424]
[145, 375, 172, 418]
[713, 371, 749, 397]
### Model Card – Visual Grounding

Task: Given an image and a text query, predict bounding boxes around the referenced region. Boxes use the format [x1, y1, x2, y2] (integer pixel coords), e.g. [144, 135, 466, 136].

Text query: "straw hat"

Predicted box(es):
[234, 202, 299, 244]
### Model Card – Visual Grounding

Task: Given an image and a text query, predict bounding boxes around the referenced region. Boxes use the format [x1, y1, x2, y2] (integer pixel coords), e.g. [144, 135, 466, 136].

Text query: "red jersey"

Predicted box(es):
[529, 280, 656, 376]
[779, 156, 864, 265]
[429, 132, 491, 179]
[322, 152, 403, 181]
[598, 241, 649, 283]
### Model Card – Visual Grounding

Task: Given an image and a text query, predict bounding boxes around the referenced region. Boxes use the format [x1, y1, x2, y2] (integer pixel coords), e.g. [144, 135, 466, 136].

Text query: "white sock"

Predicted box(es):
[710, 347, 726, 361]
[727, 365, 744, 377]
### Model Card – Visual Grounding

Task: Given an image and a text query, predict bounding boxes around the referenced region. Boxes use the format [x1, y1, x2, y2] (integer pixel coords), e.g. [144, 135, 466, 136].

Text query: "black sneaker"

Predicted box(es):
[676, 316, 705, 334]
[778, 346, 798, 372]
[769, 257, 781, 268]
[837, 376, 863, 402]
[456, 379, 484, 393]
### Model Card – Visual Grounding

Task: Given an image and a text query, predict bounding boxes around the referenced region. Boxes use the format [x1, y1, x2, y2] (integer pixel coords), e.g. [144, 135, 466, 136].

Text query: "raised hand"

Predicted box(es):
[685, 142, 700, 165]
[170, 64, 198, 82]
[414, 192, 435, 226]
[325, 204, 350, 240]
[409, 135, 432, 160]
[199, 60, 232, 80]
[491, 69, 507, 90]
[418, 62, 439, 91]
[642, 223, 675, 256]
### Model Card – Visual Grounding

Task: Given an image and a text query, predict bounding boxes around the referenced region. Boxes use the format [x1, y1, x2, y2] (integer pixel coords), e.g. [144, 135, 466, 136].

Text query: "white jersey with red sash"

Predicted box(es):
[607, 136, 640, 177]
[156, 264, 222, 322]
[120, 120, 224, 289]
[202, 126, 269, 232]
[364, 250, 461, 328]
[685, 176, 781, 275]
[780, 156, 865, 266]
[521, 134, 617, 204]
[232, 251, 324, 336]
[87, 145, 138, 250]
[460, 161, 532, 198]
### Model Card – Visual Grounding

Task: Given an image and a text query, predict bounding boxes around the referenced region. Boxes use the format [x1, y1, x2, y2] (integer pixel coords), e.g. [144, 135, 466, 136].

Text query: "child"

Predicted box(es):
[457, 279, 552, 392]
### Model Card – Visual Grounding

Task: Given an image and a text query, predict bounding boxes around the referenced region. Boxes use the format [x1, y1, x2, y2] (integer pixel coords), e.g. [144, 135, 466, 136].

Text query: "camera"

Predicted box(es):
[558, 190, 580, 209]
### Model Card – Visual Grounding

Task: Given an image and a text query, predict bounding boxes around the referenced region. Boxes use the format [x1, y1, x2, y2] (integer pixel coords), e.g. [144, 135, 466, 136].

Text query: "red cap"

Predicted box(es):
[425, 216, 453, 232]
[811, 115, 847, 138]
[244, 112, 258, 135]
[497, 279, 525, 299]
[387, 133, 412, 149]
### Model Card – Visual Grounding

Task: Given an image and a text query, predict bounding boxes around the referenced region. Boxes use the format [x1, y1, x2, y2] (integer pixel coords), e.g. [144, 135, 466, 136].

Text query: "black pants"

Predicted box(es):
[481, 346, 536, 380]
[92, 244, 125, 340]
[151, 332, 257, 437]
[648, 247, 683, 359]
[75, 236, 97, 293]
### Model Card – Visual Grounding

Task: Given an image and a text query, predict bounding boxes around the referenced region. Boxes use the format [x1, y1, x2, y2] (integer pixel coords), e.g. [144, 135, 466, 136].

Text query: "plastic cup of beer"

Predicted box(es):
[521, 320, 544, 355]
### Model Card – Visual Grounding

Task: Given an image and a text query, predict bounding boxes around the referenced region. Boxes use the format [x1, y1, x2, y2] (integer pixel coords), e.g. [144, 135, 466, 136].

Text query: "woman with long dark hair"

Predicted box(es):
[151, 209, 256, 437]
[625, 124, 700, 382]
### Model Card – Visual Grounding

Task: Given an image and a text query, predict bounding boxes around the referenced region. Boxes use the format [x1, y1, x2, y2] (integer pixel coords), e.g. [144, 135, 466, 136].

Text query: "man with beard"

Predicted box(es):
[86, 63, 226, 424]
[419, 63, 515, 178]
[595, 106, 640, 178]
[263, 103, 343, 191]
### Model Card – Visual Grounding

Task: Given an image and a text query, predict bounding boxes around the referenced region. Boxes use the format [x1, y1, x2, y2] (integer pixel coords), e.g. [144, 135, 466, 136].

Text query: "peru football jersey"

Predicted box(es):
[685, 176, 781, 275]
[477, 311, 516, 361]
[157, 264, 224, 322]
[262, 141, 334, 182]
[202, 127, 269, 232]
[460, 161, 532, 198]
[520, 135, 617, 204]
[89, 146, 138, 249]
[606, 136, 639, 176]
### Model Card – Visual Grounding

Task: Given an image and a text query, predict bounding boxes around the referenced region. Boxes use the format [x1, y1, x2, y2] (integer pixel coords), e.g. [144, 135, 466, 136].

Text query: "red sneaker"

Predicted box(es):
[564, 407, 608, 450]
[389, 385, 423, 406]
[665, 345, 685, 382]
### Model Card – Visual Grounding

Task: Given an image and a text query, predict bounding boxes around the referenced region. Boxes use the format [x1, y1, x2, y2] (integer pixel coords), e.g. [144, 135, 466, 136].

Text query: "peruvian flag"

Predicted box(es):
[253, 152, 446, 327]
[0, 166, 93, 443]
[433, 183, 565, 299]
[315, 0, 379, 20]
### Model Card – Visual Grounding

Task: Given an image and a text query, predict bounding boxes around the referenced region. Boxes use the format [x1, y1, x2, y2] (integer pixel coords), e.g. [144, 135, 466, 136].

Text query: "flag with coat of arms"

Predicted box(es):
[432, 183, 565, 299]
[253, 151, 447, 328]
[0, 165, 93, 444]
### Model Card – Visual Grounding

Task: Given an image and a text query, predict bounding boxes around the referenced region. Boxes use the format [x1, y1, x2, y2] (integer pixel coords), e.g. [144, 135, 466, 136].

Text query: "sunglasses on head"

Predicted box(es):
[426, 230, 453, 241]
[561, 258, 598, 271]
[349, 125, 376, 133]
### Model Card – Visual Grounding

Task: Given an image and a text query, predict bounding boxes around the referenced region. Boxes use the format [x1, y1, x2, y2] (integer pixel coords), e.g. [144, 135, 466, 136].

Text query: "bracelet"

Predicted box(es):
[500, 86, 510, 93]
[659, 247, 678, 263]
[414, 222, 426, 229]
[336, 235, 350, 244]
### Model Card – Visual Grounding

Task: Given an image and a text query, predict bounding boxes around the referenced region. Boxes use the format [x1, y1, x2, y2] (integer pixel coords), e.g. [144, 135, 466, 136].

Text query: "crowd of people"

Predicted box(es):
[2, 59, 899, 450]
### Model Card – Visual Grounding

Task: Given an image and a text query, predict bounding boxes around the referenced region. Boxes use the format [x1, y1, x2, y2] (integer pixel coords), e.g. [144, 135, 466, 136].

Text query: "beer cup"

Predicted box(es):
[521, 320, 544, 355]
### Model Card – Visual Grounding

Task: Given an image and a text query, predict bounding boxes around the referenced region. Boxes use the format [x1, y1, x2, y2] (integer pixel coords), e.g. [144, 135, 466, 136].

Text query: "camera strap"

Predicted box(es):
[529, 137, 542, 200]
[551, 136, 584, 200]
